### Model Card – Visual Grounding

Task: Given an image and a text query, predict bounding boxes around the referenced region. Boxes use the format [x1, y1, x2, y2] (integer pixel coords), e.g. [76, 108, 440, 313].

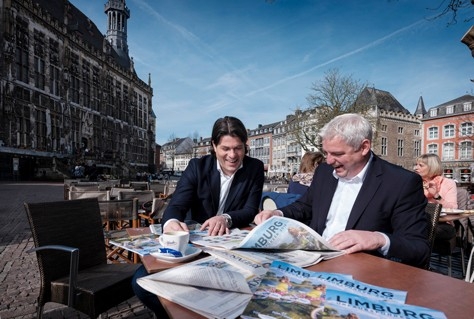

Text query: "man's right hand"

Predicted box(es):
[163, 220, 189, 233]
[254, 210, 281, 225]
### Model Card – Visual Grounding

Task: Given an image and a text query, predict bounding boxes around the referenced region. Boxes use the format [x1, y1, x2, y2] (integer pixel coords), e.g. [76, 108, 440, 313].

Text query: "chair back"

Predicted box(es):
[24, 198, 107, 304]
[130, 181, 150, 190]
[98, 199, 139, 229]
[118, 190, 155, 205]
[70, 185, 100, 192]
[68, 190, 110, 200]
[424, 202, 442, 269]
[150, 182, 167, 196]
[466, 246, 474, 283]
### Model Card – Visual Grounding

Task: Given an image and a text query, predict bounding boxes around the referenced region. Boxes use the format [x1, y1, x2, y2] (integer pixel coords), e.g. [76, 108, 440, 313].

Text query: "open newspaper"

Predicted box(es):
[108, 233, 161, 256]
[241, 260, 447, 319]
[137, 249, 351, 319]
[190, 216, 344, 259]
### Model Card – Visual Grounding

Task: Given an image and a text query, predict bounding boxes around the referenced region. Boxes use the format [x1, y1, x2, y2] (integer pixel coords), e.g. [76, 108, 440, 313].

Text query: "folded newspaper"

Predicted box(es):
[108, 233, 162, 256]
[190, 216, 344, 259]
[137, 254, 355, 319]
[241, 260, 447, 319]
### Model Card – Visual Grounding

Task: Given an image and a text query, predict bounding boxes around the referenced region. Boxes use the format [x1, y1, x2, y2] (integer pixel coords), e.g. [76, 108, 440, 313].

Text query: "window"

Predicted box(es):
[443, 124, 455, 138]
[446, 105, 454, 114]
[414, 140, 421, 157]
[50, 65, 60, 96]
[381, 124, 387, 132]
[443, 143, 455, 160]
[428, 144, 438, 154]
[460, 141, 472, 159]
[463, 102, 472, 112]
[430, 109, 437, 117]
[414, 129, 420, 136]
[381, 137, 387, 156]
[398, 127, 403, 134]
[397, 139, 404, 157]
[428, 127, 438, 139]
[461, 122, 473, 136]
[34, 57, 45, 90]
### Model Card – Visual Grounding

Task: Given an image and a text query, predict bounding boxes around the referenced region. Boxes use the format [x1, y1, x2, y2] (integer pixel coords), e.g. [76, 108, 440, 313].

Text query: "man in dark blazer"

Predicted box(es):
[133, 116, 264, 317]
[161, 153, 264, 231]
[255, 113, 429, 268]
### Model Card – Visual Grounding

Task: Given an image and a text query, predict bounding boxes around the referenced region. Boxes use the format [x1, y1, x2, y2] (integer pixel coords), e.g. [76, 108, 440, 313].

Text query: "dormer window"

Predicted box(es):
[430, 108, 437, 117]
[464, 102, 472, 112]
[446, 106, 454, 114]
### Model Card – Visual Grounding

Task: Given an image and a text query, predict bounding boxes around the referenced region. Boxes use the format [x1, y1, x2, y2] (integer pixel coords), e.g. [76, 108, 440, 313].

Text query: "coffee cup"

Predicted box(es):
[159, 231, 190, 255]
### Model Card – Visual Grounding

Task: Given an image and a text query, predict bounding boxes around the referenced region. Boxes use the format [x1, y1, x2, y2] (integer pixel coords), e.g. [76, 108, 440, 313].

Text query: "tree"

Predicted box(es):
[425, 0, 473, 26]
[291, 69, 369, 151]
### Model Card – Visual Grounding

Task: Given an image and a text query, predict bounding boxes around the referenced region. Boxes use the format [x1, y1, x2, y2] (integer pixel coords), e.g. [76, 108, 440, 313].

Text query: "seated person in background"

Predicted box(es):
[414, 154, 457, 241]
[255, 113, 429, 268]
[132, 116, 265, 318]
[288, 151, 325, 195]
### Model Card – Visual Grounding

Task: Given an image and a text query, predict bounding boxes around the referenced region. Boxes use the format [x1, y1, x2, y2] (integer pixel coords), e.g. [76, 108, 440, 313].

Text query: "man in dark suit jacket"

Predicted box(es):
[133, 116, 264, 317]
[162, 153, 264, 230]
[255, 113, 429, 268]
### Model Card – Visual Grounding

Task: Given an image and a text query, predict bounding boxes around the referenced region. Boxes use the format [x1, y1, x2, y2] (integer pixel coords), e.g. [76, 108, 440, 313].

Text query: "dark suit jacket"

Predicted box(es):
[162, 155, 264, 228]
[280, 153, 429, 267]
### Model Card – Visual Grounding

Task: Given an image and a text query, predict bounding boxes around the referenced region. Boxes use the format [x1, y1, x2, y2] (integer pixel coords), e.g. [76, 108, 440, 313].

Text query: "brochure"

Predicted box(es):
[190, 216, 344, 259]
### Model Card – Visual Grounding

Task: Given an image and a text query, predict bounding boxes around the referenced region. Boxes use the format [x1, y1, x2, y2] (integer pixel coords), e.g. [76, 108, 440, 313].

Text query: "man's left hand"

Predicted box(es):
[328, 230, 386, 254]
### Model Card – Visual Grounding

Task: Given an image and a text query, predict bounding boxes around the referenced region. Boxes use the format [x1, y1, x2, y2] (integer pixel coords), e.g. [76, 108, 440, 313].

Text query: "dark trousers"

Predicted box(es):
[132, 265, 170, 318]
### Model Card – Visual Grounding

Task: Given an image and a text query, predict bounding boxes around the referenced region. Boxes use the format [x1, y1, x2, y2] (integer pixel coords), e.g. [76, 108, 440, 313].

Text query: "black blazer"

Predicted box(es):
[162, 155, 264, 228]
[281, 153, 429, 267]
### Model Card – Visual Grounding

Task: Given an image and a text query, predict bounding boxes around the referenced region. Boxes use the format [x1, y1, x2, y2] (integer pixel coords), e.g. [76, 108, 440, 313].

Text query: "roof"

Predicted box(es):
[357, 87, 411, 114]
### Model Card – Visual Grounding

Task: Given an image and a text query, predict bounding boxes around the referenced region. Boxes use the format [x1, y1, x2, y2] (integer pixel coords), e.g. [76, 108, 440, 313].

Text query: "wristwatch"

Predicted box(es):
[222, 213, 232, 228]
[433, 194, 442, 200]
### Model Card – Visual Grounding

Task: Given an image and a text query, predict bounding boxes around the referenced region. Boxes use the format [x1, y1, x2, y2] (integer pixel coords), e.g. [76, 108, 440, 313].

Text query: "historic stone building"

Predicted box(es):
[0, 0, 155, 180]
[357, 87, 422, 171]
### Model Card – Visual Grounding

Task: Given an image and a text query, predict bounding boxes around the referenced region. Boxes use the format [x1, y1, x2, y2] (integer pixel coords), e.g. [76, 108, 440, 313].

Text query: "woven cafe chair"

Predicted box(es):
[68, 190, 110, 201]
[466, 245, 474, 283]
[424, 202, 442, 270]
[98, 198, 140, 263]
[24, 198, 140, 319]
[118, 190, 165, 225]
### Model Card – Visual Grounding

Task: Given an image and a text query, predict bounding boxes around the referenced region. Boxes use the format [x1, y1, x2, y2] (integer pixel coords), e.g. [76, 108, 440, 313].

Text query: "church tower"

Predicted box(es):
[104, 0, 130, 59]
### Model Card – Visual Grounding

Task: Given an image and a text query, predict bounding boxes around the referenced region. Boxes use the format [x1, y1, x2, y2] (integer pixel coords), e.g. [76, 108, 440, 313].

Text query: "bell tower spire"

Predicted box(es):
[104, 0, 130, 59]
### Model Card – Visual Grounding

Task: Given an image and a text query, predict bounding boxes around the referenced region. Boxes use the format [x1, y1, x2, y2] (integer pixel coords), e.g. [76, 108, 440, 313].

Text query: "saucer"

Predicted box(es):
[150, 246, 202, 263]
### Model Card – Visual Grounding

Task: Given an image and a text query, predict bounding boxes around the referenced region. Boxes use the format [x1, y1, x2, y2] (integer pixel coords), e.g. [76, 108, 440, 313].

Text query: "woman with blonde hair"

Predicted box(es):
[414, 153, 457, 243]
[288, 151, 325, 195]
[414, 153, 457, 209]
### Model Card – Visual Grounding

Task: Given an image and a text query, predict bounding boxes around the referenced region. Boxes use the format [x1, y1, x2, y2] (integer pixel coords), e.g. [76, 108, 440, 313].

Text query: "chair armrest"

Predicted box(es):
[27, 245, 79, 307]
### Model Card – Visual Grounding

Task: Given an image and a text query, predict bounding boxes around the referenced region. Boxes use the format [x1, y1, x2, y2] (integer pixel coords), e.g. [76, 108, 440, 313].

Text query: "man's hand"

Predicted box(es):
[163, 220, 189, 233]
[254, 210, 281, 225]
[201, 215, 230, 236]
[328, 230, 386, 254]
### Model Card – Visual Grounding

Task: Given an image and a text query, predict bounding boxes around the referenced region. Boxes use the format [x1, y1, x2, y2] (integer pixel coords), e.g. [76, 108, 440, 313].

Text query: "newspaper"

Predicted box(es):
[137, 255, 255, 319]
[241, 260, 447, 319]
[108, 233, 162, 256]
[137, 251, 352, 319]
[190, 216, 344, 259]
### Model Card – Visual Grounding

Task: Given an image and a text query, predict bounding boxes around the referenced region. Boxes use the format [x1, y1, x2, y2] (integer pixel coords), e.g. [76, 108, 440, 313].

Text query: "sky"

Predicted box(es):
[69, 0, 474, 145]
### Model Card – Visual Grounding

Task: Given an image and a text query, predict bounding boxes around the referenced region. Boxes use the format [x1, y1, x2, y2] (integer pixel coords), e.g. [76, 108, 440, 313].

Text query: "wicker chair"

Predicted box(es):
[425, 202, 442, 270]
[118, 190, 166, 225]
[24, 198, 140, 318]
[98, 199, 140, 263]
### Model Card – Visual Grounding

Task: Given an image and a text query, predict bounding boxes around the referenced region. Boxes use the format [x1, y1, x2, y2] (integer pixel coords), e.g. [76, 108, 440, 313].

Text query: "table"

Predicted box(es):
[439, 211, 474, 223]
[128, 227, 474, 319]
[160, 253, 474, 319]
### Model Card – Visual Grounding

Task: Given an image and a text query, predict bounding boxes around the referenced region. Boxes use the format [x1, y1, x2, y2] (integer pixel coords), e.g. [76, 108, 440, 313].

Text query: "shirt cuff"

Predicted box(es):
[376, 231, 390, 256]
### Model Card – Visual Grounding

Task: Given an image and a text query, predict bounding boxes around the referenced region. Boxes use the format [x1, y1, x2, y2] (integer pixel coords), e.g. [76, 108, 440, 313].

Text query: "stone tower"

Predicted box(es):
[104, 0, 130, 59]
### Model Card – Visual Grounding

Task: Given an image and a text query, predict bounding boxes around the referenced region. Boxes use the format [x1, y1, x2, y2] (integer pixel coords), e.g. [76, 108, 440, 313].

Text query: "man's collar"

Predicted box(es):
[332, 152, 373, 182]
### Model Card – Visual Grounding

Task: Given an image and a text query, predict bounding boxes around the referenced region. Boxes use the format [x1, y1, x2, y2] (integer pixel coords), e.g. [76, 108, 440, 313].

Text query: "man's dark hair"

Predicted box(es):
[210, 116, 248, 155]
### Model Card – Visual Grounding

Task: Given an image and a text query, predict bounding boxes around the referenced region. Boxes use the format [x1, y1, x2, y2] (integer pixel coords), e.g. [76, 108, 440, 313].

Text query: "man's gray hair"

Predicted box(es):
[319, 113, 372, 149]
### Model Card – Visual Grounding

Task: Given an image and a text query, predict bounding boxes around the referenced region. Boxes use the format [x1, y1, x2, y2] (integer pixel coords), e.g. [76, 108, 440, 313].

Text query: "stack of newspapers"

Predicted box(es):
[137, 216, 447, 319]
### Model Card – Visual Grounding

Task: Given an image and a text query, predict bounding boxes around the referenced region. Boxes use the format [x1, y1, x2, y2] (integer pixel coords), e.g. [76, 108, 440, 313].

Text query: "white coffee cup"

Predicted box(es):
[159, 231, 190, 255]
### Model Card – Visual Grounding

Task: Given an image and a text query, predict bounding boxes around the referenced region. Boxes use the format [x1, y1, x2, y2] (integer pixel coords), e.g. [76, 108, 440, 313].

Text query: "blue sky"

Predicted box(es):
[70, 0, 474, 145]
